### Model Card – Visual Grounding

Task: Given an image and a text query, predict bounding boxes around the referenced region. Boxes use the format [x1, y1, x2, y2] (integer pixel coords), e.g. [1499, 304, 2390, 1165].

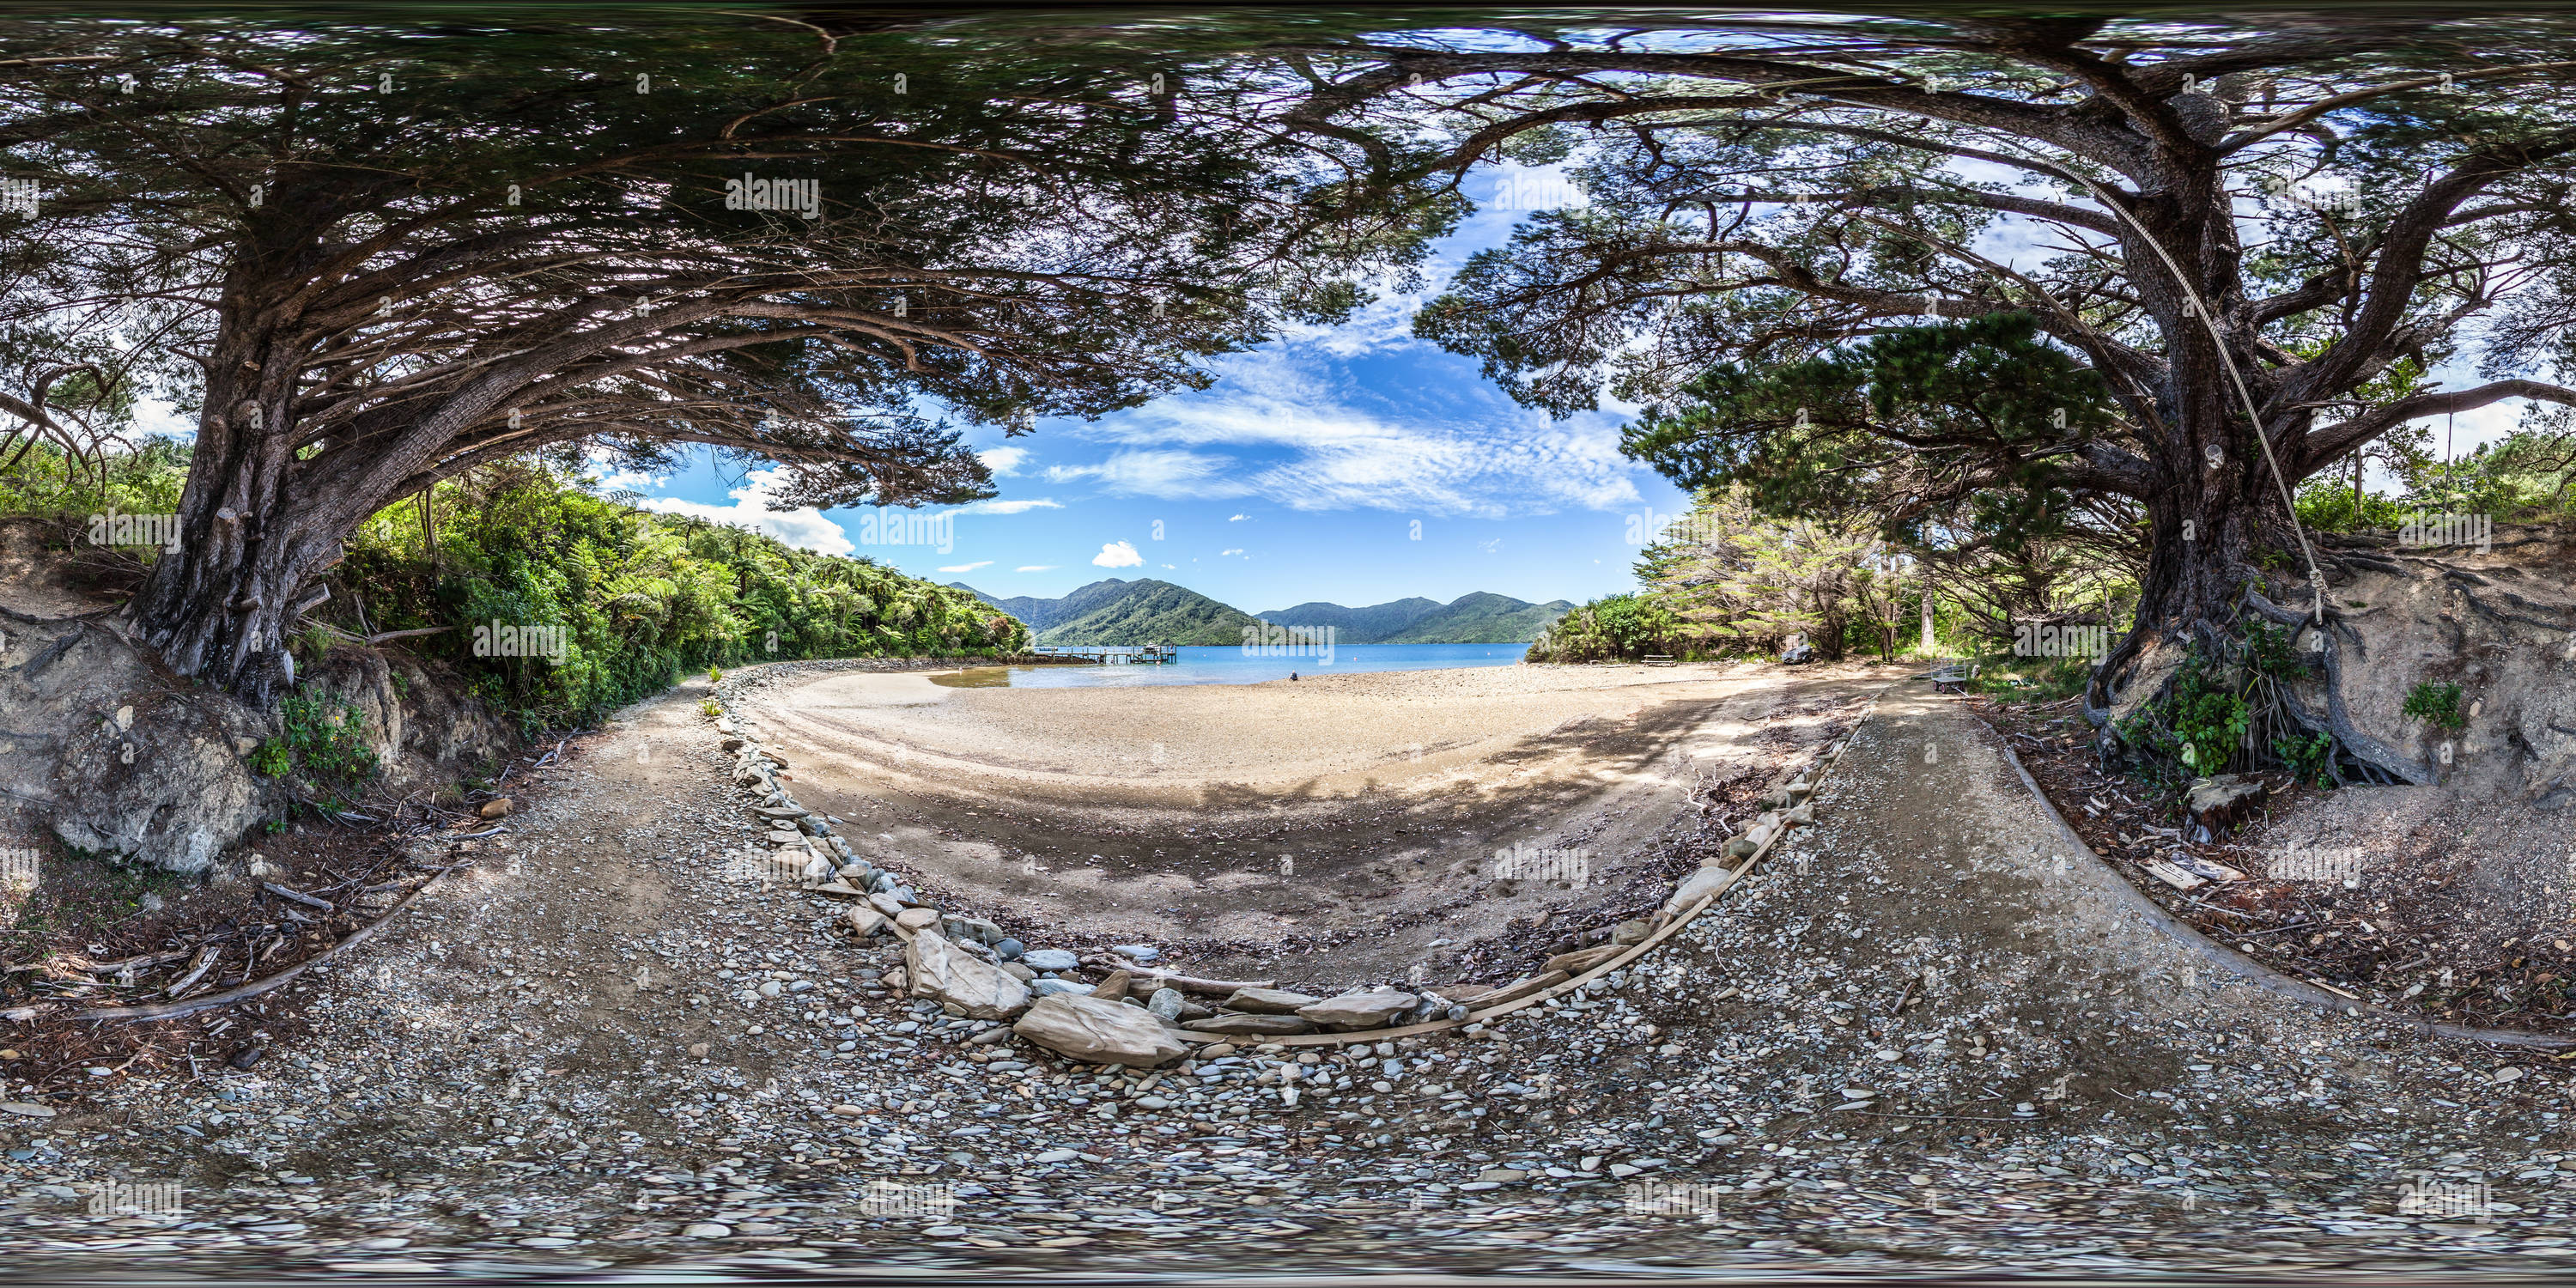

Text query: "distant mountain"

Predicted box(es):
[960, 580, 1574, 647]
[1255, 592, 1573, 644]
[1255, 597, 1442, 641]
[957, 578, 1261, 646]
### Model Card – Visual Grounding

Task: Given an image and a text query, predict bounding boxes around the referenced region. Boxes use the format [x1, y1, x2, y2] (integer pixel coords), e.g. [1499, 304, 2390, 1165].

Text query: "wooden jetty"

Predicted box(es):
[1027, 644, 1180, 665]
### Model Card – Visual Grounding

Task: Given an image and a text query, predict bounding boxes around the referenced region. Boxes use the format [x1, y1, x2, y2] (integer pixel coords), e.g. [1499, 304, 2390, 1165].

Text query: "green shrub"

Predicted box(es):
[2403, 681, 2467, 730]
[252, 693, 381, 806]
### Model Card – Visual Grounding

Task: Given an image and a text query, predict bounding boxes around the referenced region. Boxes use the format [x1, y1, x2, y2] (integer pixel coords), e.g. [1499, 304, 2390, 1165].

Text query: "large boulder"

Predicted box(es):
[1222, 987, 1321, 1014]
[1296, 987, 1419, 1030]
[906, 932, 1030, 1020]
[1013, 993, 1189, 1066]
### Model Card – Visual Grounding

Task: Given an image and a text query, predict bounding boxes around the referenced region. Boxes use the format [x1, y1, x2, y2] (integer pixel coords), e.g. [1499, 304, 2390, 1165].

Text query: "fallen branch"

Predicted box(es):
[69, 862, 465, 1024]
[261, 882, 336, 912]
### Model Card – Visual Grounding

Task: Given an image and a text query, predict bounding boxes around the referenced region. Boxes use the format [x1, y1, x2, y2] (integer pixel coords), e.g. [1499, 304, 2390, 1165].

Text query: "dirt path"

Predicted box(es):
[7, 668, 2575, 1279]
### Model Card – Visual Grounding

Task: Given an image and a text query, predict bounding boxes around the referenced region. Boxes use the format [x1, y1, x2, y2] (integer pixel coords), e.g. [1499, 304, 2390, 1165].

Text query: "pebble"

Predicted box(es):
[1022, 949, 1080, 972]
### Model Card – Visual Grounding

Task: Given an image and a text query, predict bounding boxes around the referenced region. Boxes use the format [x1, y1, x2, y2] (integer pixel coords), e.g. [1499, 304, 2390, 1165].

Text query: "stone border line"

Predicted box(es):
[708, 660, 1893, 1065]
[1981, 691, 2576, 1054]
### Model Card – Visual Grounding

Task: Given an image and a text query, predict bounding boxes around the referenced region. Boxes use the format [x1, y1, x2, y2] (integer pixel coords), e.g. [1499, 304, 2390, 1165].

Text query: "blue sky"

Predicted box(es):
[608, 166, 1697, 613]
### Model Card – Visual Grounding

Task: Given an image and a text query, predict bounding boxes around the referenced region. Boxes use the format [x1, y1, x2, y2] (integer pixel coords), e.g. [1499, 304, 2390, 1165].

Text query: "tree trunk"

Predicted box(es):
[131, 299, 335, 706]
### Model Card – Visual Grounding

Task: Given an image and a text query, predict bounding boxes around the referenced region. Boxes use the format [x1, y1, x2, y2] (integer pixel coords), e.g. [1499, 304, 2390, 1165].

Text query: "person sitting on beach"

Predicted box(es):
[1290, 671, 1298, 681]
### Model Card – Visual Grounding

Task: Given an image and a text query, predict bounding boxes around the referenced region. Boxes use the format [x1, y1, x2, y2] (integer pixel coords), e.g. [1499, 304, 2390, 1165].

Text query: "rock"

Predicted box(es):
[1221, 987, 1321, 1014]
[1022, 949, 1079, 972]
[867, 892, 907, 920]
[1540, 943, 1625, 975]
[0, 1103, 57, 1118]
[1780, 642, 1815, 665]
[1013, 993, 1189, 1066]
[764, 829, 805, 848]
[1182, 1012, 1314, 1036]
[1663, 866, 1732, 914]
[680, 1222, 731, 1238]
[1476, 1167, 1529, 1184]
[720, 737, 747, 751]
[896, 908, 941, 933]
[1297, 987, 1419, 1030]
[479, 798, 512, 819]
[905, 933, 1032, 1020]
[2186, 775, 2268, 831]
[1611, 918, 1652, 945]
[1112, 944, 1161, 963]
[835, 864, 874, 884]
[993, 939, 1025, 962]
[845, 907, 890, 939]
[1147, 987, 1185, 1021]
[952, 916, 1004, 945]
[1030, 978, 1090, 999]
[999, 962, 1036, 982]
[1091, 969, 1133, 999]
[751, 804, 805, 820]
[226, 1047, 264, 1070]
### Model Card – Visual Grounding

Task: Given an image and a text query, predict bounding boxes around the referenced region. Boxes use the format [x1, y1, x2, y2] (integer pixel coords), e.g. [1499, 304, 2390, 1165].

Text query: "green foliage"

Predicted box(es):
[700, 698, 723, 719]
[2115, 623, 2324, 789]
[252, 693, 380, 805]
[0, 436, 189, 535]
[335, 465, 1026, 732]
[2403, 681, 2467, 730]
[1523, 593, 1692, 663]
[2274, 730, 2335, 787]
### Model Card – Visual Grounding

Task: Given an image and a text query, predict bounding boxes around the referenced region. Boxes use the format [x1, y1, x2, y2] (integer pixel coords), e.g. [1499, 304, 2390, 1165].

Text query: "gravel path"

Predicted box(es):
[5, 671, 2572, 1279]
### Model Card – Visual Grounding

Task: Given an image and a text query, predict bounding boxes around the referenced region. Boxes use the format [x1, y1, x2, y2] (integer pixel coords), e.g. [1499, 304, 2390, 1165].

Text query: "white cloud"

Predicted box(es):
[968, 497, 1062, 515]
[1051, 349, 1641, 519]
[1219, 548, 1245, 556]
[1162, 562, 1176, 569]
[1046, 451, 1245, 498]
[939, 560, 993, 574]
[1091, 541, 1145, 568]
[1016, 564, 1060, 572]
[980, 446, 1030, 476]
[638, 468, 854, 556]
[1228, 513, 1249, 521]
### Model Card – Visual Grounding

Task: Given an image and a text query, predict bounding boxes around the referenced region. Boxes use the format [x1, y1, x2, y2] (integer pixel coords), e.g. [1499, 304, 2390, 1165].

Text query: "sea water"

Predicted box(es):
[929, 641, 1529, 689]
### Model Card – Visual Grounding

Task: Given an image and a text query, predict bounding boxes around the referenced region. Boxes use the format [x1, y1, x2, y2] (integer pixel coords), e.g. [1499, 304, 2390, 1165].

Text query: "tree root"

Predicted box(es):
[2246, 589, 2429, 785]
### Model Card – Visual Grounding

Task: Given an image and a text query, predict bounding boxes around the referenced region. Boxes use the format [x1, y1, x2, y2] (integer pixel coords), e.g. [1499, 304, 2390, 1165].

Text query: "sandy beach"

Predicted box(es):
[734, 659, 1885, 987]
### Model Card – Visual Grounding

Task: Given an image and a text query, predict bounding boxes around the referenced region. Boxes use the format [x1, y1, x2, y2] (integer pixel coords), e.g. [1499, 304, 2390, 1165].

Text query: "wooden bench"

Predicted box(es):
[1924, 662, 1979, 694]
